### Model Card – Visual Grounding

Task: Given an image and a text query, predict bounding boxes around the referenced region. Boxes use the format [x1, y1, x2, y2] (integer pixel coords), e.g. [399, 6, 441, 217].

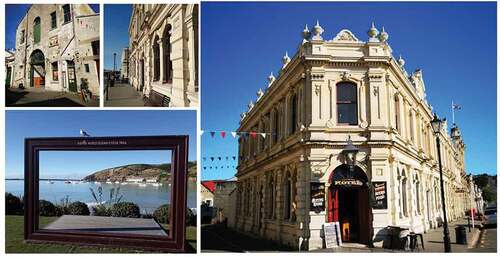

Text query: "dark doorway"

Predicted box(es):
[29, 50, 45, 88]
[6, 67, 12, 88]
[328, 164, 372, 245]
[67, 60, 77, 92]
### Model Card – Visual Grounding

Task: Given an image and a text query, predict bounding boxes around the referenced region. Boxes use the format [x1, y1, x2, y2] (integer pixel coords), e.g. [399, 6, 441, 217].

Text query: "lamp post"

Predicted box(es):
[342, 136, 359, 173]
[430, 114, 452, 252]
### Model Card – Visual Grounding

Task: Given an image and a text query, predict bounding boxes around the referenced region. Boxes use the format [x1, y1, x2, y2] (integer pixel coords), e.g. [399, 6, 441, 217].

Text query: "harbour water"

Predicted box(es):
[6, 179, 197, 213]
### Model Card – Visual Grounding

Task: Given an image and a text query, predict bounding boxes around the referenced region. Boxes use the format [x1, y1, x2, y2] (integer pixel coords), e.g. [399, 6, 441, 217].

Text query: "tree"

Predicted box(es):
[482, 187, 496, 203]
[473, 175, 489, 189]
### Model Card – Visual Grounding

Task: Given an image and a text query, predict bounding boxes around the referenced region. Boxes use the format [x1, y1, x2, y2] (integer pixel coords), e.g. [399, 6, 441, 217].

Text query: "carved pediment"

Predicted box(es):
[332, 29, 361, 42]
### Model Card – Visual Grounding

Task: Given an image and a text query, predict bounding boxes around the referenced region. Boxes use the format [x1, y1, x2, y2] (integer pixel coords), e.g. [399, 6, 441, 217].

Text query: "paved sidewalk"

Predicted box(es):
[104, 83, 145, 107]
[6, 88, 98, 107]
[316, 218, 481, 253]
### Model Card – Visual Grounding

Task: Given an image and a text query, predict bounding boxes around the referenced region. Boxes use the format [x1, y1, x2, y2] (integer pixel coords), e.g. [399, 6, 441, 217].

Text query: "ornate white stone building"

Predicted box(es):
[9, 4, 100, 96]
[234, 22, 477, 250]
[120, 47, 129, 81]
[128, 4, 198, 107]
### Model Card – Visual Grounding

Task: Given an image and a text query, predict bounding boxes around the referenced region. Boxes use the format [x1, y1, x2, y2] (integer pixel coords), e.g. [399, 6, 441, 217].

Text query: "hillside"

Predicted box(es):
[83, 161, 197, 182]
[473, 173, 497, 205]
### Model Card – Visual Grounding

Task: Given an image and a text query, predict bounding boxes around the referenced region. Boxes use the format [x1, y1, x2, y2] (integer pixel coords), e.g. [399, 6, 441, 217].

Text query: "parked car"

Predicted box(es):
[482, 207, 497, 227]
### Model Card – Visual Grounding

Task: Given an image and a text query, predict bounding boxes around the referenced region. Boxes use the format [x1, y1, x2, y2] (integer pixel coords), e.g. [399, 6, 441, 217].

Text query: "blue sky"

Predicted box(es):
[201, 2, 497, 180]
[6, 110, 197, 178]
[5, 4, 100, 50]
[104, 4, 132, 70]
[39, 150, 171, 179]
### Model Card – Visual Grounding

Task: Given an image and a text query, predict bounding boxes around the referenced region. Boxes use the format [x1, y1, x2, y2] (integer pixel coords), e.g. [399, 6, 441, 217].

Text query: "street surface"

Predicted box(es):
[6, 88, 98, 107]
[104, 82, 145, 107]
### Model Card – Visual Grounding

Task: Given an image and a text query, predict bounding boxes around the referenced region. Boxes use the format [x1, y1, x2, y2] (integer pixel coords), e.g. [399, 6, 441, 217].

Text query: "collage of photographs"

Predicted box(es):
[1, 0, 498, 255]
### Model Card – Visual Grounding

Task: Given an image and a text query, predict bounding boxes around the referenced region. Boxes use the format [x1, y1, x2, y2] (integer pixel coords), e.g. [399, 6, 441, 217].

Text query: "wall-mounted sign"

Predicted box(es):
[310, 182, 325, 213]
[324, 222, 342, 248]
[373, 181, 387, 209]
[333, 178, 363, 187]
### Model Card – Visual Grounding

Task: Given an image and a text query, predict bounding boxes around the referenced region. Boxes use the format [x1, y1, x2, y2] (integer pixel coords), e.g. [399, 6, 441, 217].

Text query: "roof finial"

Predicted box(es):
[378, 26, 389, 42]
[367, 22, 380, 42]
[267, 72, 276, 88]
[398, 54, 405, 66]
[312, 20, 324, 41]
[302, 24, 311, 44]
[282, 51, 291, 68]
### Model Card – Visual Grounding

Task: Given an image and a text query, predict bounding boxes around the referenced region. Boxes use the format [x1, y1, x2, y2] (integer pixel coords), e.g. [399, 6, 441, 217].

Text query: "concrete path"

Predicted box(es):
[104, 83, 145, 107]
[44, 215, 167, 236]
[6, 88, 98, 107]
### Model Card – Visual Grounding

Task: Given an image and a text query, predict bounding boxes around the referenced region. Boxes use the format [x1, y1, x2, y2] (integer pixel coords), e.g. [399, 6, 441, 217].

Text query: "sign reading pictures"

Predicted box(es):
[324, 222, 342, 248]
[373, 181, 387, 209]
[310, 182, 325, 213]
[333, 178, 363, 187]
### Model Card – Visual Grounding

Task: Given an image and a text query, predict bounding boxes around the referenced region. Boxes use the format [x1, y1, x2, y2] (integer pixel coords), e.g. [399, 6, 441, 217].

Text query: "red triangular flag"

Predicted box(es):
[250, 132, 257, 139]
[220, 131, 226, 138]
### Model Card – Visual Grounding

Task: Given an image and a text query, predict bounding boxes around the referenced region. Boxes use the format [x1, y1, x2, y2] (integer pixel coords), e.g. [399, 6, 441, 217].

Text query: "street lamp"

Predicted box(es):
[430, 113, 452, 252]
[342, 136, 359, 173]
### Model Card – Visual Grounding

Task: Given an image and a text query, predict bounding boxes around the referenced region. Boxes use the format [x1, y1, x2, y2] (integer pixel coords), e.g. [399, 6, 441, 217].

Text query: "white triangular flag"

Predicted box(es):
[231, 132, 237, 138]
[260, 133, 266, 139]
[200, 130, 204, 136]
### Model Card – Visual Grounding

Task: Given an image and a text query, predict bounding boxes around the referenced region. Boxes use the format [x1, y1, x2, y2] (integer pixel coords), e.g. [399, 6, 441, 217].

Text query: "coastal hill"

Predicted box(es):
[83, 161, 197, 182]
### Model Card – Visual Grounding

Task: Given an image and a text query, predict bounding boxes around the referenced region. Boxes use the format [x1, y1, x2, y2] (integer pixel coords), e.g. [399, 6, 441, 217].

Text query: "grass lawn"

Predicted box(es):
[6, 215, 197, 253]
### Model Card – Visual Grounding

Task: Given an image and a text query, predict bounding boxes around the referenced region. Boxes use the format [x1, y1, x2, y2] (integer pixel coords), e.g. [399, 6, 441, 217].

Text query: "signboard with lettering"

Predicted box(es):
[333, 178, 363, 187]
[324, 222, 342, 248]
[373, 181, 387, 209]
[310, 182, 325, 213]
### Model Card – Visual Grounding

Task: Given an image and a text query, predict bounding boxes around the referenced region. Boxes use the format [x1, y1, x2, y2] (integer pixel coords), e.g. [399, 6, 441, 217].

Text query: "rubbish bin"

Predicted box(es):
[455, 225, 467, 245]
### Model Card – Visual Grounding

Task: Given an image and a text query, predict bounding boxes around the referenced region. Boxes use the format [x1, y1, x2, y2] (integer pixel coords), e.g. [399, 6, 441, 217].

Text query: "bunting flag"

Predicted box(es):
[201, 130, 277, 139]
[200, 130, 204, 136]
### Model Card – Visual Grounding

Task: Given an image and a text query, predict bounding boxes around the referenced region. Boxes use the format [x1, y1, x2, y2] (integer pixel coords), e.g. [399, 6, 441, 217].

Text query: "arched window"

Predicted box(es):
[415, 174, 421, 215]
[402, 170, 408, 217]
[337, 82, 358, 125]
[273, 109, 279, 144]
[283, 173, 291, 220]
[268, 176, 275, 219]
[394, 96, 400, 132]
[162, 25, 173, 84]
[409, 111, 415, 142]
[153, 36, 160, 81]
[289, 94, 297, 134]
[33, 17, 41, 44]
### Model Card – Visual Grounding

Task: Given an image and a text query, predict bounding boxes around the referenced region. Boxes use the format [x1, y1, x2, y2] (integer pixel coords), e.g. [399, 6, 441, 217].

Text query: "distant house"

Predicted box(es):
[201, 181, 216, 207]
[146, 178, 158, 183]
[126, 177, 145, 183]
[213, 178, 238, 226]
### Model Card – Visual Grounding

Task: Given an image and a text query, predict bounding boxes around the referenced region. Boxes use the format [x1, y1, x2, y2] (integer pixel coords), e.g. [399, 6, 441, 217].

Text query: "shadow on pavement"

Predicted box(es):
[10, 97, 85, 107]
[201, 224, 295, 252]
[5, 89, 29, 106]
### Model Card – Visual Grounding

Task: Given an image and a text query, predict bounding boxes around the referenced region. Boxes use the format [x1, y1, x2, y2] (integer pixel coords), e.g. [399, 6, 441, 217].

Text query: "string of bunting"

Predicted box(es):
[201, 130, 276, 140]
[202, 165, 237, 170]
[202, 156, 237, 161]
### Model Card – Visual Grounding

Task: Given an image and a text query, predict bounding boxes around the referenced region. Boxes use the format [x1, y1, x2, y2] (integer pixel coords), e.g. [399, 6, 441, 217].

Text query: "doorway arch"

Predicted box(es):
[29, 49, 45, 88]
[327, 164, 372, 244]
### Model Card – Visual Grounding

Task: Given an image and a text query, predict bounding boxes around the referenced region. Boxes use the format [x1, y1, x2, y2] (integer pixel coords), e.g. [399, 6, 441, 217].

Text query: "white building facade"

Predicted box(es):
[128, 4, 198, 107]
[234, 22, 475, 250]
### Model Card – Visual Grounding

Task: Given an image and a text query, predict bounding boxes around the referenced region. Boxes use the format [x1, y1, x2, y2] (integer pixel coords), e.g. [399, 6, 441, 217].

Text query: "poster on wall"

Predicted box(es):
[310, 182, 325, 213]
[373, 181, 388, 209]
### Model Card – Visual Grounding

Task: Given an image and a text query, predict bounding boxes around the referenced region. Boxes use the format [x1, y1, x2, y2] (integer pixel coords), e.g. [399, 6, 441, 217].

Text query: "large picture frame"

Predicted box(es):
[24, 135, 189, 252]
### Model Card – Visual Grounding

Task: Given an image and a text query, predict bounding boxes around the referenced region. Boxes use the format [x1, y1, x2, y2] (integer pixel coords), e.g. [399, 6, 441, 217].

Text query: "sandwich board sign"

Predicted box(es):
[323, 222, 342, 248]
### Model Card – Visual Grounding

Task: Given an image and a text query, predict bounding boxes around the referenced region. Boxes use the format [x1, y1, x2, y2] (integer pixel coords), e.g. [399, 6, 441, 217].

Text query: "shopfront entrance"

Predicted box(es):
[328, 164, 372, 245]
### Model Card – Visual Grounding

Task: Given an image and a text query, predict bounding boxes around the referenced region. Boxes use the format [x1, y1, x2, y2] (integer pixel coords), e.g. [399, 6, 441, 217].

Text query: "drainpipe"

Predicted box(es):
[23, 7, 30, 89]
